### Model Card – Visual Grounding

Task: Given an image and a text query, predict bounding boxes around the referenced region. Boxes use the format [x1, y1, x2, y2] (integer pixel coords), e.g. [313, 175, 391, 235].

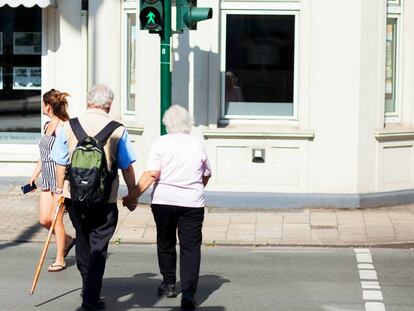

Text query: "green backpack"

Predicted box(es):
[67, 118, 122, 204]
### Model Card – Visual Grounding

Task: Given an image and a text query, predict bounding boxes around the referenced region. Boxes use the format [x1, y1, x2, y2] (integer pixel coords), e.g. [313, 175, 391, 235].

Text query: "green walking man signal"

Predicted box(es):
[139, 0, 164, 32]
[139, 0, 213, 34]
[147, 11, 156, 24]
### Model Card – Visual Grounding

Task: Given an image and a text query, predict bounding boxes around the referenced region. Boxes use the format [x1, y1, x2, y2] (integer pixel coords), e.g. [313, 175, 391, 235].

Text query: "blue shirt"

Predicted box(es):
[51, 128, 136, 170]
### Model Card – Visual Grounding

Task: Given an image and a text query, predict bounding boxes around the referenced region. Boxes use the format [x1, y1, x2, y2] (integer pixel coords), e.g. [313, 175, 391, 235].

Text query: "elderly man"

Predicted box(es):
[51, 84, 137, 311]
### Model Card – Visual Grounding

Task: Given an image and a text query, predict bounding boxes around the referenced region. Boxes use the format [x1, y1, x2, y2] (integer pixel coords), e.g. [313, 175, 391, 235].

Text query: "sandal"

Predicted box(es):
[48, 262, 66, 272]
[64, 238, 76, 258]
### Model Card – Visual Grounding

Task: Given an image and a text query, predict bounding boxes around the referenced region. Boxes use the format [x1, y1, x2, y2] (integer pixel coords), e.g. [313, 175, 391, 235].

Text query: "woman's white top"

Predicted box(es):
[146, 133, 211, 208]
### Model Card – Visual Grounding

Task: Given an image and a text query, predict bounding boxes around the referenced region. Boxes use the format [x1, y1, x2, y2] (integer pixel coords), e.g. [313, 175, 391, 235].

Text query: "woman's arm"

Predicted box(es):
[131, 170, 160, 198]
[29, 160, 42, 185]
[123, 170, 160, 209]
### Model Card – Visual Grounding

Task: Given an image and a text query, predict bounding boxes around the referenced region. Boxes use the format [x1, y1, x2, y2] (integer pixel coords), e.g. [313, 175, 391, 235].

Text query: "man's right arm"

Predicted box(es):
[122, 165, 136, 195]
[117, 129, 137, 210]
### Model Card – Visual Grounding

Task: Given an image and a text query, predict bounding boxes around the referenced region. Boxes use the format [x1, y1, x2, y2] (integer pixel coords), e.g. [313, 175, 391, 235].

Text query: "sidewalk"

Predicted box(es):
[1, 184, 414, 247]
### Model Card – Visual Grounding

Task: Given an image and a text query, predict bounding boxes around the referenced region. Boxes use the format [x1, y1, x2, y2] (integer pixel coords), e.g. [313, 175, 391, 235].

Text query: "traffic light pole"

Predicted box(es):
[160, 0, 171, 135]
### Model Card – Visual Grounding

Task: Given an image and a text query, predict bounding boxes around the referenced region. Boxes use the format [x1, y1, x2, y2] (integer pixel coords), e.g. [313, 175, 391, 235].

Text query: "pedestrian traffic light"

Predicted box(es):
[139, 0, 164, 32]
[176, 0, 212, 32]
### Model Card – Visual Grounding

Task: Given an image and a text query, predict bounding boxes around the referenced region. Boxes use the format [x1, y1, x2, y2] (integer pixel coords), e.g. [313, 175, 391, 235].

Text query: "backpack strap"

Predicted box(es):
[94, 121, 123, 146]
[69, 118, 88, 143]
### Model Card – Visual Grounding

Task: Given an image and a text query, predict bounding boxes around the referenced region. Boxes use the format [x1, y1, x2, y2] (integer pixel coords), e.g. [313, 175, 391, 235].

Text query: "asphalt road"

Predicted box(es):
[0, 243, 413, 311]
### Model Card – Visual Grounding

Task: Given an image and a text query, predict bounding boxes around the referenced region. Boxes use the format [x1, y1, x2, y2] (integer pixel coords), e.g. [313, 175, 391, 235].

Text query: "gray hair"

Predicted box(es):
[162, 105, 193, 134]
[87, 84, 114, 109]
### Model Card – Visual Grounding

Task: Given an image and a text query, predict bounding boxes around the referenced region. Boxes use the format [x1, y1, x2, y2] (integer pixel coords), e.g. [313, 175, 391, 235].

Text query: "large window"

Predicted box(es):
[221, 10, 298, 120]
[385, 0, 402, 121]
[122, 2, 136, 115]
[0, 6, 41, 137]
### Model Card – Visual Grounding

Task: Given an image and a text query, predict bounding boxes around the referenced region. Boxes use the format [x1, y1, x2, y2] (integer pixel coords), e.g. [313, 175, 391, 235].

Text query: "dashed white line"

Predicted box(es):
[363, 290, 383, 300]
[356, 253, 373, 263]
[355, 248, 386, 311]
[358, 263, 375, 270]
[365, 302, 386, 311]
[361, 281, 381, 289]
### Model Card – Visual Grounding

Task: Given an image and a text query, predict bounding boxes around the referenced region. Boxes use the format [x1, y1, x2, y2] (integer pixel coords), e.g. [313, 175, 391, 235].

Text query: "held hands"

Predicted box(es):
[122, 194, 138, 211]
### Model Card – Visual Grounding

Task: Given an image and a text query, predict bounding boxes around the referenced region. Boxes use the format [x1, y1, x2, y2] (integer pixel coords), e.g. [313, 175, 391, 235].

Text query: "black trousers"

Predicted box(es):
[152, 204, 204, 294]
[66, 199, 118, 304]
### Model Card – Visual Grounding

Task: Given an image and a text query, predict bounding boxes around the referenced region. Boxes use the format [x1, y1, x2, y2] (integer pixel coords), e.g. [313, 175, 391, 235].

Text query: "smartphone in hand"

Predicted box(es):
[21, 182, 37, 194]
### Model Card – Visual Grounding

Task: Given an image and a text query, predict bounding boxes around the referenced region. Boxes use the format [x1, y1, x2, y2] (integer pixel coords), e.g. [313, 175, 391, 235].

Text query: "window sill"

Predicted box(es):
[375, 128, 414, 142]
[203, 127, 314, 140]
[123, 122, 144, 136]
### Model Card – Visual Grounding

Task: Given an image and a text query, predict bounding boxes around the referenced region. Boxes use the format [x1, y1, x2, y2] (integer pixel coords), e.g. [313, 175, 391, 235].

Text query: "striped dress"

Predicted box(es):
[39, 122, 59, 193]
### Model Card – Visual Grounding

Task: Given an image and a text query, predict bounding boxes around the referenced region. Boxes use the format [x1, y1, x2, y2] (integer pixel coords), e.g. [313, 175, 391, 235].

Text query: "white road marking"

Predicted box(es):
[355, 249, 386, 311]
[361, 281, 381, 289]
[356, 253, 373, 263]
[363, 290, 383, 300]
[359, 270, 378, 280]
[365, 302, 386, 311]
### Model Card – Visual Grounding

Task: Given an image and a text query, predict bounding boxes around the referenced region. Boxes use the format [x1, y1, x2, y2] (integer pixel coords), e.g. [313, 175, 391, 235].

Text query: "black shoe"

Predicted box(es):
[81, 298, 106, 310]
[181, 290, 196, 310]
[158, 281, 177, 298]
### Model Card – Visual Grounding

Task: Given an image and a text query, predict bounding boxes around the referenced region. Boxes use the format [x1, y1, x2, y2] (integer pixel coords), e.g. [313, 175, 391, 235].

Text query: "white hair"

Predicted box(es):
[87, 84, 114, 109]
[162, 105, 193, 134]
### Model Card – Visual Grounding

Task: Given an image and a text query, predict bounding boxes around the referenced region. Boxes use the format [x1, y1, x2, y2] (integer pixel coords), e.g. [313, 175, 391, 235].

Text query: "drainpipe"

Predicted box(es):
[81, 0, 89, 100]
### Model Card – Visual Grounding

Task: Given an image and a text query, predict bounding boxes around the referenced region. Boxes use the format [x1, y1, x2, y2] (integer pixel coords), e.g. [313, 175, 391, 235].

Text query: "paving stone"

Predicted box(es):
[311, 228, 339, 244]
[202, 226, 228, 232]
[282, 224, 311, 243]
[256, 214, 283, 225]
[310, 212, 338, 228]
[230, 215, 257, 224]
[338, 224, 367, 243]
[282, 210, 310, 224]
[387, 210, 414, 222]
[365, 225, 395, 243]
[255, 224, 283, 239]
[202, 232, 227, 241]
[363, 212, 393, 226]
[227, 224, 255, 231]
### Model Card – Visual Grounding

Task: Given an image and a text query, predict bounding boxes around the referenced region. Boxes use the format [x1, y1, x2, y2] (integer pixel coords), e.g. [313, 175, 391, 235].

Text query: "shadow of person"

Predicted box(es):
[98, 273, 229, 311]
[193, 274, 231, 306]
[102, 273, 161, 310]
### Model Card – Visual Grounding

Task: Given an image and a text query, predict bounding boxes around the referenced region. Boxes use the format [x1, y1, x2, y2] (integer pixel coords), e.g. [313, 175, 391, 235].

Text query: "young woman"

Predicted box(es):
[29, 89, 75, 272]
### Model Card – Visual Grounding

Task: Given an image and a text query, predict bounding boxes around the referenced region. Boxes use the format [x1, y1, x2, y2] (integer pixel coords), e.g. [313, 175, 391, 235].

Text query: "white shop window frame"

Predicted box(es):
[385, 3, 403, 123]
[121, 1, 137, 117]
[220, 5, 300, 122]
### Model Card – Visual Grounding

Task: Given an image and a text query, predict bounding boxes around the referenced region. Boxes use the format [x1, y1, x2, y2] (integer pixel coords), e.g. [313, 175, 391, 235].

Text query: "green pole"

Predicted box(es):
[160, 0, 171, 135]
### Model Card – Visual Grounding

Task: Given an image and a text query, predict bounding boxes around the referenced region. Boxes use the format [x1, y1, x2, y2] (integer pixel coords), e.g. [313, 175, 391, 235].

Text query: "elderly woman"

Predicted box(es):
[123, 105, 211, 310]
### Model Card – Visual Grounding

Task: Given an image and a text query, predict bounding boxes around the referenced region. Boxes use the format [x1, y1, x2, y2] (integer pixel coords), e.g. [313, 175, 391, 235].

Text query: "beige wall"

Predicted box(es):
[2, 0, 414, 198]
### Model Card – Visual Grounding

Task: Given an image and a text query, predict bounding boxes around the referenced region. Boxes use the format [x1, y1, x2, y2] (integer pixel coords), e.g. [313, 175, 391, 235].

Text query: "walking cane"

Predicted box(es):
[30, 196, 65, 295]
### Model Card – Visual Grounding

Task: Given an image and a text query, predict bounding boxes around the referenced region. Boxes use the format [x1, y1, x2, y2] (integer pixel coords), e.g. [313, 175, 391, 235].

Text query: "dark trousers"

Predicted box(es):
[152, 204, 204, 294]
[66, 199, 118, 304]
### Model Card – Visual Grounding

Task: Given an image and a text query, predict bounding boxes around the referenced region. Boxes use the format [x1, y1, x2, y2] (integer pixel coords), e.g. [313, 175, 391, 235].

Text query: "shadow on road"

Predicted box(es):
[0, 223, 42, 252]
[98, 273, 230, 310]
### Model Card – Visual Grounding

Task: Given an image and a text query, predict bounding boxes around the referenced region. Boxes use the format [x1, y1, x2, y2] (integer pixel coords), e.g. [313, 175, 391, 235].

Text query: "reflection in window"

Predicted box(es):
[126, 13, 136, 112]
[224, 14, 295, 117]
[385, 18, 397, 114]
[0, 6, 41, 134]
